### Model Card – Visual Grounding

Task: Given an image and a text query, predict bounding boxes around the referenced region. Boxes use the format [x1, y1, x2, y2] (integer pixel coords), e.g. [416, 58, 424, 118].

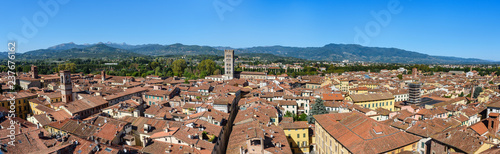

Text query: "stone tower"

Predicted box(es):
[31, 65, 38, 79]
[224, 49, 234, 80]
[60, 70, 73, 103]
[101, 70, 106, 82]
[412, 68, 418, 79]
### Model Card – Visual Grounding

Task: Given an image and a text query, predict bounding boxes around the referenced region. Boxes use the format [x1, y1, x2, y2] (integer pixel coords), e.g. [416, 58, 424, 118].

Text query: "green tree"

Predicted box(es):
[297, 113, 307, 121]
[150, 61, 160, 69]
[155, 66, 161, 76]
[65, 63, 76, 72]
[198, 59, 216, 76]
[397, 74, 403, 80]
[172, 59, 187, 76]
[284, 111, 294, 118]
[473, 87, 483, 98]
[307, 98, 328, 124]
[213, 69, 221, 75]
[11, 84, 22, 92]
[199, 71, 208, 79]
[58, 63, 76, 72]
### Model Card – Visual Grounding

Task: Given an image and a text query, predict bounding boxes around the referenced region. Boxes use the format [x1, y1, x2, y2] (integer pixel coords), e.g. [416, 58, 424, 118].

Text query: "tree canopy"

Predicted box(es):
[198, 59, 216, 76]
[307, 98, 328, 124]
[172, 59, 187, 76]
[473, 87, 483, 98]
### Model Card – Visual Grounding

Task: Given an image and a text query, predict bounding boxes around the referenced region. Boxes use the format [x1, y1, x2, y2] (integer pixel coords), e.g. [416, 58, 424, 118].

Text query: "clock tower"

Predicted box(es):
[60, 70, 73, 103]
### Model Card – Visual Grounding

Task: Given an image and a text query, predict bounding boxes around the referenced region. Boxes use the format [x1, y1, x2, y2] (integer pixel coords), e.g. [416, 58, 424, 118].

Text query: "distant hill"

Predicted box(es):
[238, 44, 495, 64]
[47, 42, 148, 50]
[11, 42, 498, 64]
[129, 43, 223, 56]
[18, 44, 143, 60]
[47, 42, 91, 50]
[237, 53, 304, 61]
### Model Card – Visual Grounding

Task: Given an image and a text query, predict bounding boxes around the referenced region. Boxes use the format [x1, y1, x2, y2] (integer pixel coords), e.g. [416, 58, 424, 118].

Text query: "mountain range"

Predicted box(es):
[1, 42, 496, 64]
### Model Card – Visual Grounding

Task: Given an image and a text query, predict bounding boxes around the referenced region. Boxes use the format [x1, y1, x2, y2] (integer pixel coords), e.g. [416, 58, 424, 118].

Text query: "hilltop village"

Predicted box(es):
[1, 50, 500, 154]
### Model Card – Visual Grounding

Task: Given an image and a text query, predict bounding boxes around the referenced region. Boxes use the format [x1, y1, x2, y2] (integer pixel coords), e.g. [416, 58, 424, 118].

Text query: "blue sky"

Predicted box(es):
[1, 0, 499, 60]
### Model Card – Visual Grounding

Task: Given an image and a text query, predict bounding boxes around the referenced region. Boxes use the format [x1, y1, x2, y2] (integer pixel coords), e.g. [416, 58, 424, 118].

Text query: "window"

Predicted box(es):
[297, 134, 300, 138]
[303, 133, 306, 137]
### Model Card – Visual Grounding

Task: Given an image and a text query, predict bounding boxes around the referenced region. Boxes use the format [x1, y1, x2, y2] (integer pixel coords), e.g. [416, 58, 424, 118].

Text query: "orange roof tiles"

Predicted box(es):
[314, 112, 421, 153]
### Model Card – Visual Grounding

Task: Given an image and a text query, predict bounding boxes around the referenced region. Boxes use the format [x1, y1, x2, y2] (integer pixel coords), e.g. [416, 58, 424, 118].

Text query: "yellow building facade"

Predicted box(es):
[0, 92, 38, 119]
[346, 93, 395, 111]
[281, 121, 310, 154]
[315, 123, 350, 154]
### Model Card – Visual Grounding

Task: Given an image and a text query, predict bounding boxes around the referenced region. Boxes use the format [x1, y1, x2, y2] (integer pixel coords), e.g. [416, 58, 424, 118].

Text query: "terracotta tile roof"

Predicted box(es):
[63, 96, 107, 114]
[0, 129, 54, 153]
[141, 141, 201, 154]
[431, 127, 487, 153]
[234, 104, 278, 124]
[275, 100, 297, 106]
[322, 93, 344, 101]
[314, 112, 421, 153]
[185, 109, 229, 124]
[120, 116, 183, 135]
[227, 120, 292, 154]
[349, 93, 394, 102]
[213, 95, 236, 105]
[149, 127, 179, 139]
[33, 114, 52, 126]
[93, 123, 124, 141]
[406, 118, 460, 137]
[279, 121, 308, 129]
[104, 87, 148, 100]
[469, 120, 488, 135]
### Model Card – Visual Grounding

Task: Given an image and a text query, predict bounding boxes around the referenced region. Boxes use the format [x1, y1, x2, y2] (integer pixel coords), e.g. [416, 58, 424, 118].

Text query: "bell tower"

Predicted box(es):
[60, 70, 73, 103]
[223, 49, 234, 80]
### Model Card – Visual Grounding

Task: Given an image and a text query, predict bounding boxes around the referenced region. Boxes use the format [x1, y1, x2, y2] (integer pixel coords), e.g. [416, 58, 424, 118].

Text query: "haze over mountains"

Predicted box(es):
[2, 42, 496, 64]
